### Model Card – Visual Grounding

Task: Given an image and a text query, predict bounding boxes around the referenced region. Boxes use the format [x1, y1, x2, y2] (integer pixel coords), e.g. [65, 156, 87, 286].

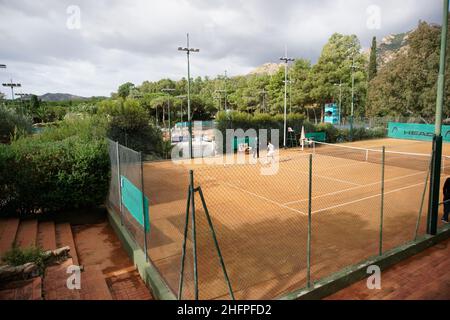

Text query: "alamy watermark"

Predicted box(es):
[66, 5, 81, 30]
[366, 5, 381, 30]
[366, 265, 381, 290]
[170, 125, 282, 176]
[66, 265, 81, 290]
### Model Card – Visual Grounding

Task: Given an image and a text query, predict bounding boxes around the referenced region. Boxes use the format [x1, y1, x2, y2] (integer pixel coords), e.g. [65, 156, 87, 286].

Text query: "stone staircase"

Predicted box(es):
[0, 218, 112, 300]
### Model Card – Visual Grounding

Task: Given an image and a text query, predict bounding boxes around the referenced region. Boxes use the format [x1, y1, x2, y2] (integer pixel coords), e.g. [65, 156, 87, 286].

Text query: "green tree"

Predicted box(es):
[367, 20, 450, 118]
[368, 36, 378, 81]
[117, 82, 135, 99]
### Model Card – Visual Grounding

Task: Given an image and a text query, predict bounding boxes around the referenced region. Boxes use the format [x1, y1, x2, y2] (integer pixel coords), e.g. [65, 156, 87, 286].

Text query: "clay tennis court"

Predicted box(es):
[142, 138, 450, 300]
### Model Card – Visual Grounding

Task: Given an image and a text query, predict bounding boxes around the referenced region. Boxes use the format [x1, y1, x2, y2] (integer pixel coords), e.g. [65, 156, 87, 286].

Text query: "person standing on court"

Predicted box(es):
[442, 177, 450, 223]
[267, 140, 275, 164]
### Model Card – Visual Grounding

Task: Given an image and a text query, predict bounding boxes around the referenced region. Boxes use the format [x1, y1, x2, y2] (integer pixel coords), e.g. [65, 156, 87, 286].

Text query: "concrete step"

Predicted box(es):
[55, 223, 79, 266]
[0, 218, 20, 259]
[43, 258, 81, 300]
[43, 258, 112, 300]
[37, 221, 57, 251]
[0, 277, 42, 300]
[79, 265, 113, 300]
[15, 219, 38, 249]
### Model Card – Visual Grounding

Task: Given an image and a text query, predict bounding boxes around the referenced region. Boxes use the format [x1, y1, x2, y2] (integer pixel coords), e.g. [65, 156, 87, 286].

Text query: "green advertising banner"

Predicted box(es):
[388, 122, 450, 143]
[121, 176, 150, 232]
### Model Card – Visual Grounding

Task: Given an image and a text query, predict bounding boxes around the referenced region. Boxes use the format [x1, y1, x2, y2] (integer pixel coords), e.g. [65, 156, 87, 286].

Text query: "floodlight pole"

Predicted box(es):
[162, 88, 176, 139]
[178, 33, 200, 159]
[334, 80, 343, 125]
[224, 70, 228, 111]
[427, 0, 448, 235]
[2, 79, 21, 101]
[280, 47, 295, 148]
[350, 56, 357, 141]
[259, 89, 268, 113]
[176, 95, 187, 123]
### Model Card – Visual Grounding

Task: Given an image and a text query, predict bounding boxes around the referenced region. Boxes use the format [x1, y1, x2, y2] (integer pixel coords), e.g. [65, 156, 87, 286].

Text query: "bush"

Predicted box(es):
[102, 99, 165, 157]
[216, 111, 310, 147]
[0, 105, 33, 143]
[215, 111, 387, 147]
[1, 246, 47, 274]
[0, 116, 110, 216]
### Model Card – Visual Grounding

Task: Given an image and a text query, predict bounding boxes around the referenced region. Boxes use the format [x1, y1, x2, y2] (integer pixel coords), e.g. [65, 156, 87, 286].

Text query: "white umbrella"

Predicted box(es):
[300, 126, 306, 150]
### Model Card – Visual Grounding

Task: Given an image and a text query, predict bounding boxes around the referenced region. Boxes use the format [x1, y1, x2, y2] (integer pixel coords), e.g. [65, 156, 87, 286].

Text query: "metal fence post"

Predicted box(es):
[178, 187, 191, 300]
[307, 154, 312, 288]
[116, 141, 124, 226]
[414, 156, 432, 241]
[140, 152, 149, 262]
[190, 170, 199, 300]
[379, 146, 385, 256]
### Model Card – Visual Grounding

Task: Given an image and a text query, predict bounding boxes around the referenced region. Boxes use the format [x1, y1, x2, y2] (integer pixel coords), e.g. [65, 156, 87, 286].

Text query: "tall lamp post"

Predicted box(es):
[2, 79, 21, 101]
[280, 47, 295, 148]
[178, 33, 200, 159]
[349, 56, 358, 141]
[334, 80, 343, 126]
[162, 88, 176, 139]
[427, 0, 449, 235]
[259, 89, 268, 113]
[176, 95, 187, 123]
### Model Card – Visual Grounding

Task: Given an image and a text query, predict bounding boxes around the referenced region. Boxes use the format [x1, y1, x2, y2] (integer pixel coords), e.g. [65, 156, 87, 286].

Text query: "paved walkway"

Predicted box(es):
[326, 236, 450, 300]
[73, 222, 153, 300]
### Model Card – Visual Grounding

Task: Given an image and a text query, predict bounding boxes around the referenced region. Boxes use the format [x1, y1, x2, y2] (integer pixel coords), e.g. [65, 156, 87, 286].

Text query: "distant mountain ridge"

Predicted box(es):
[377, 31, 411, 67]
[39, 93, 89, 102]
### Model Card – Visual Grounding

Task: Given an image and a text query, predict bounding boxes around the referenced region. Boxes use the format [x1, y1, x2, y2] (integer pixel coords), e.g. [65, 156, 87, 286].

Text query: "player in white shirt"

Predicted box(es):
[267, 140, 275, 164]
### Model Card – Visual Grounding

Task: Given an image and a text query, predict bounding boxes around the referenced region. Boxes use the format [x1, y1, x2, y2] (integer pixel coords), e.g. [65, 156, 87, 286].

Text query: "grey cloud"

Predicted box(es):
[0, 0, 444, 97]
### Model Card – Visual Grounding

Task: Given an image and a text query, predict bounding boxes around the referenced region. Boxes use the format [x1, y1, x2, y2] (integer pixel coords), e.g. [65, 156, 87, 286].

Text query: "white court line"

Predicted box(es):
[222, 181, 307, 216]
[311, 182, 425, 214]
[282, 166, 363, 187]
[283, 170, 427, 206]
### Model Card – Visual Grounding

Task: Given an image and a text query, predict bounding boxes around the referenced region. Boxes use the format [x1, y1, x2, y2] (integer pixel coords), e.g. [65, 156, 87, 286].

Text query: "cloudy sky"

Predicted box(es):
[0, 0, 445, 98]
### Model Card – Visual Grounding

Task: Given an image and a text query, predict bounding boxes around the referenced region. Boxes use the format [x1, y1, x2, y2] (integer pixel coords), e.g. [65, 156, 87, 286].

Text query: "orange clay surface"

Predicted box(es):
[135, 138, 450, 300]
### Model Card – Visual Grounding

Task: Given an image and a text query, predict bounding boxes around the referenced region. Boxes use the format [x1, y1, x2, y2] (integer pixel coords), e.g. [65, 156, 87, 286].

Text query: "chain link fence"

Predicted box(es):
[108, 137, 447, 300]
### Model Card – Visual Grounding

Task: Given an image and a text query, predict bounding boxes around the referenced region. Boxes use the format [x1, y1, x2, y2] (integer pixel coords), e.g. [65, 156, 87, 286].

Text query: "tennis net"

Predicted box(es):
[312, 141, 449, 172]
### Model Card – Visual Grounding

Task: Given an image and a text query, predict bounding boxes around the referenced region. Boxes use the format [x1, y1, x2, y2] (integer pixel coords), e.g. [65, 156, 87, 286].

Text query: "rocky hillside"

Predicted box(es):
[39, 93, 88, 102]
[377, 31, 411, 67]
[248, 63, 283, 76]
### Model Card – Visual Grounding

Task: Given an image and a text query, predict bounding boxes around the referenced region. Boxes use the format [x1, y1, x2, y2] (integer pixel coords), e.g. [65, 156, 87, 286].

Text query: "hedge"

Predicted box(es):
[0, 117, 110, 216]
[215, 111, 386, 146]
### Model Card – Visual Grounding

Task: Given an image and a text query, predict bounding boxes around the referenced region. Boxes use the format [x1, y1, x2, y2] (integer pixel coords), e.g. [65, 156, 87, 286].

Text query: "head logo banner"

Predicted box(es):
[121, 176, 150, 232]
[388, 122, 450, 143]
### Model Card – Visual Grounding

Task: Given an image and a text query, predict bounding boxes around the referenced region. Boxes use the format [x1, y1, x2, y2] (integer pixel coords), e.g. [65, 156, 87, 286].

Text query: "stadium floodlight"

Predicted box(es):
[279, 46, 295, 148]
[162, 88, 176, 134]
[2, 79, 21, 100]
[178, 33, 200, 160]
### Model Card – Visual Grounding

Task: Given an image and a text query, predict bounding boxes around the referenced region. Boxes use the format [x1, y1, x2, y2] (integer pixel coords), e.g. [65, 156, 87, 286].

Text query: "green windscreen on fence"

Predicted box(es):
[306, 132, 326, 142]
[121, 175, 150, 232]
[388, 122, 450, 142]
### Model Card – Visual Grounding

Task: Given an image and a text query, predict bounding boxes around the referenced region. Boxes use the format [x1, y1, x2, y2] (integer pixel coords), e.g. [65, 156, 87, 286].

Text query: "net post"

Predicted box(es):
[116, 141, 124, 226]
[307, 154, 313, 288]
[189, 170, 199, 300]
[178, 187, 192, 300]
[140, 152, 149, 262]
[379, 146, 385, 256]
[198, 187, 235, 300]
[365, 149, 369, 162]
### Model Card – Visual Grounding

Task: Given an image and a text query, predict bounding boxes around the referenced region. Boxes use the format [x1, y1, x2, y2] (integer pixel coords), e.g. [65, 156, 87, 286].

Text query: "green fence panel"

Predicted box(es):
[388, 122, 450, 142]
[306, 132, 326, 142]
[121, 175, 150, 232]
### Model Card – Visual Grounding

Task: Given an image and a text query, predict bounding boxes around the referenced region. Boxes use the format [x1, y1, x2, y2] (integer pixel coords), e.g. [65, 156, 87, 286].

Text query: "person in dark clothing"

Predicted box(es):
[443, 178, 450, 223]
